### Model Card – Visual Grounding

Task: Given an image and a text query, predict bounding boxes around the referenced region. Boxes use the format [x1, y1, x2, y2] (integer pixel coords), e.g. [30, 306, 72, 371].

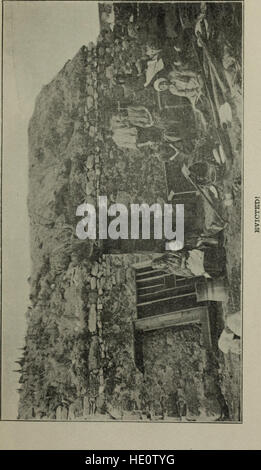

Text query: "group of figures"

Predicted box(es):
[105, 3, 241, 277]
[103, 1, 241, 243]
[108, 2, 240, 164]
[95, 2, 242, 420]
[13, 2, 242, 423]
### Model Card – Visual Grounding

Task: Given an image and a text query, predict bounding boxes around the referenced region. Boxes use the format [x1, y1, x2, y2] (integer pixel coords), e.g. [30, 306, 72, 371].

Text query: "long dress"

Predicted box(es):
[168, 69, 202, 107]
[110, 109, 154, 149]
[112, 127, 138, 149]
[144, 57, 164, 87]
[168, 69, 206, 129]
[126, 106, 154, 128]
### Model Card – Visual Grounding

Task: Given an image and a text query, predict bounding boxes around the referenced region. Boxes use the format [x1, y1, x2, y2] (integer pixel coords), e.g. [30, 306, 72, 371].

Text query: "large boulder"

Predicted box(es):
[88, 336, 100, 371]
[88, 304, 97, 333]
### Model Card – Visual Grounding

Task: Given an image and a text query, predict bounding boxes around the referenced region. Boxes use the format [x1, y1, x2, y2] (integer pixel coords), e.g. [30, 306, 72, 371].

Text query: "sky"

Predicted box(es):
[2, 0, 100, 420]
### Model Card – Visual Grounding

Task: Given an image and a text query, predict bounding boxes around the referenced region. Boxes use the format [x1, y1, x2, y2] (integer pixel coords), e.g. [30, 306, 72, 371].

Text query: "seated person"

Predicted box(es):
[110, 124, 162, 150]
[154, 72, 207, 130]
[151, 246, 226, 279]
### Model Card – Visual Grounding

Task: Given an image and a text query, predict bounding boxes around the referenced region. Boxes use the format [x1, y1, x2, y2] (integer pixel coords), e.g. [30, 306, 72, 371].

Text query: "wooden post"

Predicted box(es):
[134, 306, 206, 332]
[133, 305, 213, 349]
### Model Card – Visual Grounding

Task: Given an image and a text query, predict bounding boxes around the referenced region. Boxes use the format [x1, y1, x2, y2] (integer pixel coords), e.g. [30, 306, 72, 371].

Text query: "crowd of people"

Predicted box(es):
[94, 2, 242, 420]
[104, 2, 236, 165]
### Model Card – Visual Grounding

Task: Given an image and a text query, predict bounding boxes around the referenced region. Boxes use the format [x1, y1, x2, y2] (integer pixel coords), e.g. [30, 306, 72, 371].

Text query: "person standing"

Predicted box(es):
[151, 246, 226, 279]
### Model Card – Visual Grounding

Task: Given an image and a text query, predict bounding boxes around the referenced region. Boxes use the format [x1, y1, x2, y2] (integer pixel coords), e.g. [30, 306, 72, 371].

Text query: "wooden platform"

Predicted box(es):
[134, 305, 212, 349]
[133, 262, 213, 350]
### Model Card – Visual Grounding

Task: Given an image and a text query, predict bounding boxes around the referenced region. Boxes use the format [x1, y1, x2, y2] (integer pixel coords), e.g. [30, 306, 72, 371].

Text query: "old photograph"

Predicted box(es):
[2, 0, 243, 423]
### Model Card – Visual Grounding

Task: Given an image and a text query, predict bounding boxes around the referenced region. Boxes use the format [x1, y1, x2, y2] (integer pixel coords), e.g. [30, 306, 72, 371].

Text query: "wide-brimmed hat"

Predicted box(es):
[153, 77, 168, 92]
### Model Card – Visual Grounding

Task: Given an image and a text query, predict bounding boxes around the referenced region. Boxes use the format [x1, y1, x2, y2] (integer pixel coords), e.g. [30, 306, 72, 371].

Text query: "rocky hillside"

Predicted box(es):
[17, 2, 242, 421]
